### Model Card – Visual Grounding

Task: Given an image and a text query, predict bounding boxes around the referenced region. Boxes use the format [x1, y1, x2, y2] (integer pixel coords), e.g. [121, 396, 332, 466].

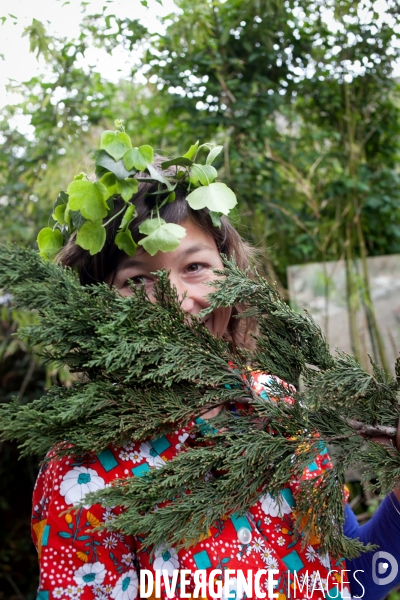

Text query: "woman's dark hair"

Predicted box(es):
[58, 164, 258, 349]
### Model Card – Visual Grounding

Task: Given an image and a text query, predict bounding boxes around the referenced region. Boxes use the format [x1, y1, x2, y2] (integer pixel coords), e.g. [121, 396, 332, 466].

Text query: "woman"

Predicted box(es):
[32, 180, 400, 600]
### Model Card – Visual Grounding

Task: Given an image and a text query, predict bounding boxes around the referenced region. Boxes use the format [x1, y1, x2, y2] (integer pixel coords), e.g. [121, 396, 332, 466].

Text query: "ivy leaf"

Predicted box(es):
[37, 228, 63, 259]
[119, 204, 137, 230]
[54, 190, 69, 209]
[95, 150, 137, 180]
[227, 206, 240, 227]
[116, 178, 139, 202]
[190, 164, 218, 186]
[67, 180, 109, 221]
[161, 157, 193, 169]
[146, 164, 173, 190]
[53, 204, 68, 225]
[100, 130, 132, 161]
[206, 145, 223, 165]
[138, 219, 186, 256]
[166, 192, 176, 203]
[69, 209, 86, 229]
[76, 221, 107, 255]
[183, 141, 199, 160]
[209, 211, 222, 228]
[115, 230, 138, 257]
[123, 145, 154, 171]
[100, 172, 117, 196]
[186, 182, 237, 215]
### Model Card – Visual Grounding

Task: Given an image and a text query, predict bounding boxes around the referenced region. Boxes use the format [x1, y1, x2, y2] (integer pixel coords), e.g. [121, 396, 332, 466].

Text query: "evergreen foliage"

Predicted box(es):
[0, 245, 399, 561]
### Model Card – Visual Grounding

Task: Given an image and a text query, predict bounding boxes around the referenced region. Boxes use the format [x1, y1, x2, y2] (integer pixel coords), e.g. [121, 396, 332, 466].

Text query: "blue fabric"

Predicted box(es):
[344, 494, 400, 599]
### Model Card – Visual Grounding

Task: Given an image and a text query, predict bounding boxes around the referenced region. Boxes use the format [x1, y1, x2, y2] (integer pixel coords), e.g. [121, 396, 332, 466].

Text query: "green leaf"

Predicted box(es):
[76, 221, 106, 255]
[54, 191, 69, 209]
[206, 145, 223, 166]
[95, 150, 137, 180]
[116, 178, 139, 202]
[166, 192, 176, 203]
[100, 172, 117, 196]
[139, 218, 165, 236]
[146, 164, 173, 190]
[190, 164, 218, 186]
[209, 211, 222, 228]
[227, 206, 240, 227]
[138, 219, 186, 256]
[69, 209, 86, 229]
[115, 230, 138, 257]
[123, 145, 154, 171]
[183, 141, 199, 160]
[100, 130, 132, 161]
[186, 182, 237, 215]
[53, 204, 68, 225]
[161, 157, 193, 169]
[119, 204, 137, 230]
[67, 180, 109, 221]
[37, 228, 63, 259]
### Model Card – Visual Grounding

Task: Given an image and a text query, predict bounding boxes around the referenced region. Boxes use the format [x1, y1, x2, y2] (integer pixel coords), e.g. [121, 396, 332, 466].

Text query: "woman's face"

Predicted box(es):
[110, 220, 232, 338]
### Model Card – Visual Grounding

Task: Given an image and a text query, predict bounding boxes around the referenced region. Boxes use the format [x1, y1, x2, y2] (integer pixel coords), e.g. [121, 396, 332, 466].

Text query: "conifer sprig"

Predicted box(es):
[0, 245, 399, 558]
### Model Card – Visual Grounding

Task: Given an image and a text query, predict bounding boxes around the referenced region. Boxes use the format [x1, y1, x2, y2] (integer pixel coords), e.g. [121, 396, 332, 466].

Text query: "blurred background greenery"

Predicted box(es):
[1, 0, 400, 597]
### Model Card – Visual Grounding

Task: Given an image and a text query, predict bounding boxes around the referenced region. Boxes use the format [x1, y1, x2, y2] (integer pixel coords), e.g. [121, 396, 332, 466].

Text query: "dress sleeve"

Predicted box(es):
[344, 496, 400, 599]
[32, 451, 139, 600]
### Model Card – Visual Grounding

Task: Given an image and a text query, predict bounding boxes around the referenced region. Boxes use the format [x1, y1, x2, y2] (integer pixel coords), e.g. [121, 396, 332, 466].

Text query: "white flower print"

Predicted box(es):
[317, 551, 331, 570]
[128, 449, 141, 463]
[265, 556, 279, 571]
[277, 536, 285, 546]
[65, 584, 78, 597]
[60, 467, 105, 508]
[299, 572, 310, 588]
[103, 508, 116, 524]
[153, 545, 180, 576]
[119, 450, 131, 461]
[121, 552, 135, 567]
[54, 588, 64, 599]
[75, 585, 85, 596]
[221, 576, 244, 600]
[111, 570, 139, 600]
[67, 586, 80, 599]
[251, 537, 266, 553]
[103, 534, 118, 549]
[259, 493, 292, 517]
[93, 584, 104, 596]
[103, 583, 113, 594]
[305, 545, 317, 562]
[123, 442, 134, 451]
[264, 516, 271, 525]
[74, 561, 106, 587]
[260, 548, 275, 564]
[309, 570, 324, 590]
[139, 442, 165, 468]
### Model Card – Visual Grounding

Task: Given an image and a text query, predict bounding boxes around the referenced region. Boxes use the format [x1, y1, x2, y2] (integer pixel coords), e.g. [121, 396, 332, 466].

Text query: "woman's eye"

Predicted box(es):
[126, 275, 150, 286]
[186, 263, 204, 273]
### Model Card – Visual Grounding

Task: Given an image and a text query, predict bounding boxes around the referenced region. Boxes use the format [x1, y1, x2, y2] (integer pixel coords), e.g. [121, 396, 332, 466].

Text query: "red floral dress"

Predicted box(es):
[32, 372, 352, 600]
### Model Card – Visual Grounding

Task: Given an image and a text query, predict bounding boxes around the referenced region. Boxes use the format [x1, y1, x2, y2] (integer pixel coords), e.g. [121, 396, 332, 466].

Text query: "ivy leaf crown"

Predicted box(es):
[37, 120, 238, 259]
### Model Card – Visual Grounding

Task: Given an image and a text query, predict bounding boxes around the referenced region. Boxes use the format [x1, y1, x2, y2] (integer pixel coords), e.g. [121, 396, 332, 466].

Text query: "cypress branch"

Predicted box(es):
[0, 245, 399, 558]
